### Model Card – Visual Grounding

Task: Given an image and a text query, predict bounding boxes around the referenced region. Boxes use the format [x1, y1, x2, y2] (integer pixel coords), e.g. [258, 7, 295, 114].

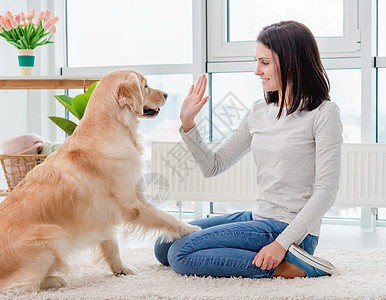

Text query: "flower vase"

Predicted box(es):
[17, 49, 35, 76]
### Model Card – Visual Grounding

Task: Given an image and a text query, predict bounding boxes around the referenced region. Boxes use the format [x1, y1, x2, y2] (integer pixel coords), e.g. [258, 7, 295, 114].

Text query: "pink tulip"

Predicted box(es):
[43, 10, 51, 22]
[50, 24, 56, 34]
[20, 12, 26, 21]
[27, 9, 36, 20]
[24, 19, 29, 26]
[50, 16, 59, 25]
[3, 23, 11, 31]
[11, 19, 18, 28]
[4, 11, 13, 19]
[37, 11, 44, 22]
[1, 17, 11, 28]
[15, 14, 21, 24]
[43, 20, 52, 30]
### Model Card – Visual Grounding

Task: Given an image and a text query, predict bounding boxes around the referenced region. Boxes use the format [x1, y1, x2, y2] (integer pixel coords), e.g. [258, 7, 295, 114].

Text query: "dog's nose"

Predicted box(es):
[163, 92, 168, 99]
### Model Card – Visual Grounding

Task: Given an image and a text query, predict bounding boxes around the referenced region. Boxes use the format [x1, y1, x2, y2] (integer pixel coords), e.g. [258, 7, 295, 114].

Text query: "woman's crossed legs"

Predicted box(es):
[154, 211, 318, 278]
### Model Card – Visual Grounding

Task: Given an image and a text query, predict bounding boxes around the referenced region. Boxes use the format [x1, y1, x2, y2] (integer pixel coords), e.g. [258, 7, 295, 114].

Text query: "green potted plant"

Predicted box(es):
[49, 81, 99, 135]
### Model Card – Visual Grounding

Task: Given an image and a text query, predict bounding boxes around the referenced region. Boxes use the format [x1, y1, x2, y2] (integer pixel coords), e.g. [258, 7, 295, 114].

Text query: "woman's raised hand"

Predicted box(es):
[180, 75, 210, 133]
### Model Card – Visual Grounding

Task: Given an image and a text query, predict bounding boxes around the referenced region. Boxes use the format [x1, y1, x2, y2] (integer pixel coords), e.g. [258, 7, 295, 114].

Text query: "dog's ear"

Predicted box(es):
[116, 73, 144, 115]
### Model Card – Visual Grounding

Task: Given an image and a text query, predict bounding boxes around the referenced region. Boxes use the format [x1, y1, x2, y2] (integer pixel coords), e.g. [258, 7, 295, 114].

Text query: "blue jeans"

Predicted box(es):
[154, 211, 319, 278]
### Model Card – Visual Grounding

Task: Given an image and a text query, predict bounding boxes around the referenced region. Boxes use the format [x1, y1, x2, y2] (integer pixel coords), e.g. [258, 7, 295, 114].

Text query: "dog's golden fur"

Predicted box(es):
[0, 70, 200, 292]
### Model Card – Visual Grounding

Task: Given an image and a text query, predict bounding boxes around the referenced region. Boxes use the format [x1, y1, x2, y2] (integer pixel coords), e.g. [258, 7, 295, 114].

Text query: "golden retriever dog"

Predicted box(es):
[0, 69, 200, 292]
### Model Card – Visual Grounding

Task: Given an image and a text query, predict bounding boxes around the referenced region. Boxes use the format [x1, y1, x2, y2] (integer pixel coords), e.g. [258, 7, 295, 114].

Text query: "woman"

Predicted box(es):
[154, 21, 343, 279]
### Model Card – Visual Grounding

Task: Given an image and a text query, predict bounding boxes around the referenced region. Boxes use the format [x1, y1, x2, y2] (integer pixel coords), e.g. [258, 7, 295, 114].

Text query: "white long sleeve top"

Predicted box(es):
[180, 99, 343, 250]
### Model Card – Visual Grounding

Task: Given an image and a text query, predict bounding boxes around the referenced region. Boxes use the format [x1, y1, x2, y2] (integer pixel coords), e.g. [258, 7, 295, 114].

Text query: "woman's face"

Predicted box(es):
[254, 42, 281, 92]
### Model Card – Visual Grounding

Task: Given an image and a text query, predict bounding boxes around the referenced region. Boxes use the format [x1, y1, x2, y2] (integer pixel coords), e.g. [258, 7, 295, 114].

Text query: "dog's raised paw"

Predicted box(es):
[180, 224, 201, 236]
[190, 225, 201, 232]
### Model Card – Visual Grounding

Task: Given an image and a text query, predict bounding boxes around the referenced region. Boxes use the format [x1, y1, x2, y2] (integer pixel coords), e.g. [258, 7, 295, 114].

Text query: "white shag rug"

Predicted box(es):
[1, 248, 386, 300]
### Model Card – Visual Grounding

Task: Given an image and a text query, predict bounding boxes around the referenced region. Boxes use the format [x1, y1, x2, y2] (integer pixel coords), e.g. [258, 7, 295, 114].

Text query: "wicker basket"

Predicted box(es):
[0, 154, 48, 195]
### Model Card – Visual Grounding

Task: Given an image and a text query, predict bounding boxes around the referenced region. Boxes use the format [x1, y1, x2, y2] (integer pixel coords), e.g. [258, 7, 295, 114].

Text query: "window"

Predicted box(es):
[228, 0, 343, 42]
[377, 0, 386, 222]
[64, 0, 194, 149]
[327, 69, 361, 143]
[379, 208, 386, 221]
[66, 0, 192, 67]
[379, 0, 386, 56]
[377, 0, 386, 143]
[207, 0, 360, 63]
[378, 69, 386, 143]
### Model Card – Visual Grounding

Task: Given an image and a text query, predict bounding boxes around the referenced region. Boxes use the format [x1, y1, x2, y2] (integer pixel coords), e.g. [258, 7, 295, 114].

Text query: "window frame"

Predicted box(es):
[61, 0, 203, 78]
[207, 0, 361, 65]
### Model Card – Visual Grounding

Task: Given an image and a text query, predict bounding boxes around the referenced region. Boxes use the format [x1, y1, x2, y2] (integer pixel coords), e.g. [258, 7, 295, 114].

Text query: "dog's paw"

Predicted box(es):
[40, 276, 67, 290]
[113, 265, 136, 276]
[179, 224, 201, 237]
[190, 225, 201, 233]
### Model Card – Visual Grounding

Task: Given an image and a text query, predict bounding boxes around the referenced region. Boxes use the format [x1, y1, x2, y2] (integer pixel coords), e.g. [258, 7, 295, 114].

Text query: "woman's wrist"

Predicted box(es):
[181, 120, 196, 133]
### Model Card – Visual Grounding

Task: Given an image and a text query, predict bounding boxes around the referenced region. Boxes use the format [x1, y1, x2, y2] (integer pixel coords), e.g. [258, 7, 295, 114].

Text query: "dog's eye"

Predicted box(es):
[144, 85, 148, 89]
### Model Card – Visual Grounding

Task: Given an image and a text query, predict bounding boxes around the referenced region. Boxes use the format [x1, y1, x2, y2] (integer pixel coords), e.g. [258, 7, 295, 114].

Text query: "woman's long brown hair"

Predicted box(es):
[257, 20, 330, 119]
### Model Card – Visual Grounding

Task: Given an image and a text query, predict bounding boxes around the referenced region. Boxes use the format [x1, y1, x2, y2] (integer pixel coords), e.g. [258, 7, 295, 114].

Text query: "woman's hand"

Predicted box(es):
[252, 240, 286, 270]
[180, 74, 210, 133]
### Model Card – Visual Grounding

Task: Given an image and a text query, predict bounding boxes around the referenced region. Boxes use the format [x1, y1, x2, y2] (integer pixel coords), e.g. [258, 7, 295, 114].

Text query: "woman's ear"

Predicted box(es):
[116, 73, 144, 115]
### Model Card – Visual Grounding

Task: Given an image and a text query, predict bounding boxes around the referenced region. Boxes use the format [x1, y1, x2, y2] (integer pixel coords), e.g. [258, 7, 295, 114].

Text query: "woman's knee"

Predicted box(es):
[167, 238, 190, 275]
[154, 235, 174, 266]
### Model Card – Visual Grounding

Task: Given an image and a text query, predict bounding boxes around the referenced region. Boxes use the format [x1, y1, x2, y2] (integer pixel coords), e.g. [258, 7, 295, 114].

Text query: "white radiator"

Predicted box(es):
[337, 144, 386, 207]
[151, 142, 386, 208]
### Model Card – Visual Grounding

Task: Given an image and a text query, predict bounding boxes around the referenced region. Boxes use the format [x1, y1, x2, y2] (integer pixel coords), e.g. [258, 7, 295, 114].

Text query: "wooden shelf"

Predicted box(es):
[0, 76, 100, 90]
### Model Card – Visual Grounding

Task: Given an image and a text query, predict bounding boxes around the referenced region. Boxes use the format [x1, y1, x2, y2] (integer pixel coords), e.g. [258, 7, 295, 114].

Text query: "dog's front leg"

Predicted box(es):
[135, 190, 201, 238]
[123, 202, 201, 242]
[98, 239, 135, 275]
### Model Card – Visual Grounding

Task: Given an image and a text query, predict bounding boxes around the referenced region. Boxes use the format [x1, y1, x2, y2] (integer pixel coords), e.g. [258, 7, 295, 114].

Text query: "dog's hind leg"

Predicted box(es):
[98, 239, 135, 275]
[1, 250, 66, 292]
[1, 224, 69, 292]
